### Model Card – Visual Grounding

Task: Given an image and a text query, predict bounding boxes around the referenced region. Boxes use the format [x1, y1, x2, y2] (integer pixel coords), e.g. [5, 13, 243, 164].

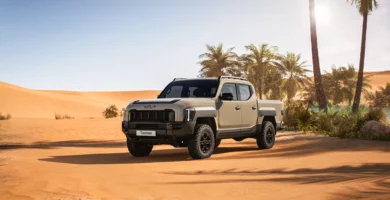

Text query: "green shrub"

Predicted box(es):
[362, 107, 387, 124]
[283, 101, 307, 131]
[0, 113, 12, 120]
[310, 109, 338, 134]
[55, 113, 74, 120]
[296, 108, 315, 133]
[102, 105, 118, 119]
[282, 101, 389, 141]
[331, 113, 360, 138]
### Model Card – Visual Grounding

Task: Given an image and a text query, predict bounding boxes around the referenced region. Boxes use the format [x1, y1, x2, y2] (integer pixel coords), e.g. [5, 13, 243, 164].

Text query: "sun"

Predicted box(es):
[315, 5, 331, 26]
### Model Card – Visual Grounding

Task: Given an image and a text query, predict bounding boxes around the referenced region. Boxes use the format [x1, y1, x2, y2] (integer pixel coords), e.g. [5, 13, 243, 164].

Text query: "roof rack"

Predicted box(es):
[218, 76, 247, 81]
[172, 78, 187, 81]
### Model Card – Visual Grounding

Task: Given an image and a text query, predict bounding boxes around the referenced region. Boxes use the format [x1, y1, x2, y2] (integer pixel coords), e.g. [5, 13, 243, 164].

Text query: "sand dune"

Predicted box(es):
[0, 82, 160, 119]
[365, 70, 390, 91]
[1, 71, 389, 119]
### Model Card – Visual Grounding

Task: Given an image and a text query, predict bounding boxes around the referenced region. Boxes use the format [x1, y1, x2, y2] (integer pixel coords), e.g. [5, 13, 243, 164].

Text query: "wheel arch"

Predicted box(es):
[262, 116, 276, 130]
[196, 117, 217, 137]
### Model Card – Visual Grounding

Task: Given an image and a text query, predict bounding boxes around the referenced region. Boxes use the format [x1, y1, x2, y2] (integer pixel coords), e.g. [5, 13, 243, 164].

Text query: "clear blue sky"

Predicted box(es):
[0, 0, 389, 91]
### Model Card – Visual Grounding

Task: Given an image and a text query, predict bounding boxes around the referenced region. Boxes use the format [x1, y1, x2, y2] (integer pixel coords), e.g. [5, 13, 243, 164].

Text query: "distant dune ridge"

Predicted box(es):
[0, 70, 389, 119]
[0, 81, 160, 119]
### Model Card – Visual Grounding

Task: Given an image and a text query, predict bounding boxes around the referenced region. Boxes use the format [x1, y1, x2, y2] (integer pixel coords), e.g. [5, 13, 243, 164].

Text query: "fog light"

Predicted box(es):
[168, 111, 175, 122]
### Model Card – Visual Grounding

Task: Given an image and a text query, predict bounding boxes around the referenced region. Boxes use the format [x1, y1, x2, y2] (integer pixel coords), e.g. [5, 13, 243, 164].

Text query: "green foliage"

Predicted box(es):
[296, 108, 315, 133]
[310, 108, 339, 133]
[365, 83, 390, 107]
[360, 107, 387, 125]
[55, 113, 74, 120]
[241, 43, 278, 99]
[274, 52, 311, 101]
[347, 0, 378, 15]
[198, 44, 241, 77]
[282, 100, 389, 140]
[283, 101, 307, 131]
[322, 65, 371, 106]
[0, 113, 12, 120]
[102, 105, 119, 119]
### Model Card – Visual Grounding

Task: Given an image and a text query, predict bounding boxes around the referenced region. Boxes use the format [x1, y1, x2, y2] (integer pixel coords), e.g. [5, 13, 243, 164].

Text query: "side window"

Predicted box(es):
[238, 84, 252, 101]
[164, 86, 183, 98]
[221, 83, 237, 100]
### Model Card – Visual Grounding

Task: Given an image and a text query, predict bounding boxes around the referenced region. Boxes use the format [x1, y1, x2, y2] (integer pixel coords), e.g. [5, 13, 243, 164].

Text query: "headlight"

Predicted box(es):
[168, 111, 175, 122]
[184, 108, 196, 122]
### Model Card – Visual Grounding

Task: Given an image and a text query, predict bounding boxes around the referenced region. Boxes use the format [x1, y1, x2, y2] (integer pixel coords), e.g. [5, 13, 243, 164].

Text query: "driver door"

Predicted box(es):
[217, 83, 241, 132]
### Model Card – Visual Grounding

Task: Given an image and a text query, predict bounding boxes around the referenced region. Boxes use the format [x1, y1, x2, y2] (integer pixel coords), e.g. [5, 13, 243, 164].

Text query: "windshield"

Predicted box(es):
[158, 79, 219, 98]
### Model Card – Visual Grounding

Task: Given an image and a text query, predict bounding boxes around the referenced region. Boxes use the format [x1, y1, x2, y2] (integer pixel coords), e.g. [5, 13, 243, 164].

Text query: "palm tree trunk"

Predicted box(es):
[352, 13, 368, 112]
[309, 0, 328, 112]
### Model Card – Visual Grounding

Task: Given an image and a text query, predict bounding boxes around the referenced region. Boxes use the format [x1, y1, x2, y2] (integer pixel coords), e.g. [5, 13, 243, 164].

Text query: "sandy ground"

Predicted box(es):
[1, 118, 390, 200]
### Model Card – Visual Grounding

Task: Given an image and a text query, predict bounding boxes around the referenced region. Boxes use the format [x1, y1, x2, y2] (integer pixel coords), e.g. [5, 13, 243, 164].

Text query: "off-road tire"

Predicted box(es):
[256, 121, 275, 149]
[188, 124, 215, 159]
[127, 139, 153, 157]
[215, 139, 221, 149]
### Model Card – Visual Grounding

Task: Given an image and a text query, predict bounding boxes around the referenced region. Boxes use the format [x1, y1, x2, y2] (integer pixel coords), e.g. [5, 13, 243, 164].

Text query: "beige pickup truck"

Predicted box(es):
[122, 76, 284, 159]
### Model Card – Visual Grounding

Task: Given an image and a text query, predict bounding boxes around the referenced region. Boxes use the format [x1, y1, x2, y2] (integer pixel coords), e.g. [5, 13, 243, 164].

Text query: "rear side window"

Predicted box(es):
[221, 83, 238, 100]
[237, 84, 252, 100]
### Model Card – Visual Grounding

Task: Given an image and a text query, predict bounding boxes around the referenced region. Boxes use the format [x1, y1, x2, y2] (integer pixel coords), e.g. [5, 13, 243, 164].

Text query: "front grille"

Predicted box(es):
[136, 124, 159, 130]
[130, 110, 173, 122]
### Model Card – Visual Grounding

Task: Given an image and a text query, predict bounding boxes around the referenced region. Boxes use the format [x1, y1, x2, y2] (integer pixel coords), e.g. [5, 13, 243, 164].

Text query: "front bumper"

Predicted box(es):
[121, 121, 196, 146]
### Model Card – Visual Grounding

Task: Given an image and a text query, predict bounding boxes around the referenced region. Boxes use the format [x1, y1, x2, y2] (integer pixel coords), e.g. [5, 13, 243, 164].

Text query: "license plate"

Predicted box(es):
[136, 130, 156, 137]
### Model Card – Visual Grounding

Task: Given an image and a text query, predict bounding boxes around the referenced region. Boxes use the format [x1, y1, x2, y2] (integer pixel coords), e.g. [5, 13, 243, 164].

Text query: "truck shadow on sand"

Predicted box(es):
[37, 146, 259, 164]
[0, 140, 126, 150]
[163, 163, 390, 200]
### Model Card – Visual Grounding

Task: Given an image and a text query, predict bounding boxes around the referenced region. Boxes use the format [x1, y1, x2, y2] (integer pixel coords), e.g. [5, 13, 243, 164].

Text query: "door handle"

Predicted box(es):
[235, 105, 241, 110]
[252, 105, 256, 110]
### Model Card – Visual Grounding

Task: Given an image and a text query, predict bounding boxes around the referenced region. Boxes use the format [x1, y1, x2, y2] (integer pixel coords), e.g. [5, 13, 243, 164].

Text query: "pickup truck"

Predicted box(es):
[122, 76, 284, 159]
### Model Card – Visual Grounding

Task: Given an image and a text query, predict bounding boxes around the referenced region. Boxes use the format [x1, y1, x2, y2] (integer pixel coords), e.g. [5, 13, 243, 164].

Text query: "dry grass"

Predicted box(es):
[0, 113, 11, 120]
[54, 113, 74, 120]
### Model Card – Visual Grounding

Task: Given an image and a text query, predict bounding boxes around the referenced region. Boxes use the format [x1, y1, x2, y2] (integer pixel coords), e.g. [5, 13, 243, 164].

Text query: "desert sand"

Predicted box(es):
[0, 81, 160, 119]
[1, 118, 390, 200]
[1, 71, 390, 200]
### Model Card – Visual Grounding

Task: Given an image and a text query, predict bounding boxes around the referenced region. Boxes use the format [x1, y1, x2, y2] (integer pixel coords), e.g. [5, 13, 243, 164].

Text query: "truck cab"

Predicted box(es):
[122, 76, 284, 159]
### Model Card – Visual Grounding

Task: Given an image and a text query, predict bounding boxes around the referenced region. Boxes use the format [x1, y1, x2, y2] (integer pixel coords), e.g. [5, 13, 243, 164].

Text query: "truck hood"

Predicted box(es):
[129, 98, 216, 108]
[124, 98, 216, 121]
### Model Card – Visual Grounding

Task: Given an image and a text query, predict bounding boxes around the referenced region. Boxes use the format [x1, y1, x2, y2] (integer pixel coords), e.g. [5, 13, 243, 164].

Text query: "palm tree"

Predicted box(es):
[323, 65, 372, 106]
[365, 83, 390, 107]
[340, 65, 371, 106]
[263, 66, 285, 100]
[347, 0, 378, 112]
[301, 80, 317, 107]
[241, 44, 278, 99]
[198, 44, 241, 77]
[309, 0, 328, 112]
[274, 52, 312, 102]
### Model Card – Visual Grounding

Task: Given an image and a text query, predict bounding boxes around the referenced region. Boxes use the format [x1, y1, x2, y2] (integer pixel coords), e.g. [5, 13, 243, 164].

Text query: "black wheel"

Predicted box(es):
[215, 139, 221, 149]
[256, 121, 275, 149]
[127, 139, 153, 157]
[188, 124, 215, 159]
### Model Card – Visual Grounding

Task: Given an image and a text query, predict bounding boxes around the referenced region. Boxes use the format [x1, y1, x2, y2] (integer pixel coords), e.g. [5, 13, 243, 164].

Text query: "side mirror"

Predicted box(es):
[219, 93, 234, 101]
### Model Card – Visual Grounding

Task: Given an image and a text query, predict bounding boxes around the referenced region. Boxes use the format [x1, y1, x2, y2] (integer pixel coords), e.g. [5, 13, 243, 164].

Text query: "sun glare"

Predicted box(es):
[315, 5, 331, 26]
